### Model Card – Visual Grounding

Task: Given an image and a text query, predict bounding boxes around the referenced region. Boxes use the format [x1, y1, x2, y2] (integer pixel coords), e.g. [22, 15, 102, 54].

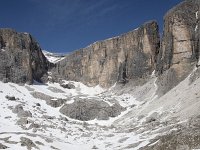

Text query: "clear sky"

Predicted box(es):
[0, 0, 183, 53]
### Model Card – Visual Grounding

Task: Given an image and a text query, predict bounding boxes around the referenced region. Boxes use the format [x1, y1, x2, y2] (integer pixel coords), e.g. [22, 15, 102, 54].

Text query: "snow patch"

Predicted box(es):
[195, 11, 199, 32]
[61, 80, 105, 96]
[196, 11, 198, 19]
[42, 50, 66, 63]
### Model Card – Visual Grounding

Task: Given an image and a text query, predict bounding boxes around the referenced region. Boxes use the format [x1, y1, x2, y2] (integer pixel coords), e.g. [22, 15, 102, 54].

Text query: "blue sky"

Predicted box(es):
[0, 0, 182, 53]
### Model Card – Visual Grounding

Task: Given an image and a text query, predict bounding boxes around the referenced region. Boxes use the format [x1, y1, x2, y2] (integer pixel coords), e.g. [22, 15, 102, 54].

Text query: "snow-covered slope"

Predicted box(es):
[0, 78, 161, 149]
[1, 67, 200, 149]
[42, 50, 66, 63]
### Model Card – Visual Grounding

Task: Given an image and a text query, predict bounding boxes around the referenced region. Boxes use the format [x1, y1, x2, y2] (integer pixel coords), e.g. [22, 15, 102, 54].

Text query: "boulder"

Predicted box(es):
[60, 83, 75, 89]
[5, 95, 16, 101]
[12, 104, 32, 118]
[46, 99, 66, 108]
[16, 118, 29, 126]
[60, 98, 125, 121]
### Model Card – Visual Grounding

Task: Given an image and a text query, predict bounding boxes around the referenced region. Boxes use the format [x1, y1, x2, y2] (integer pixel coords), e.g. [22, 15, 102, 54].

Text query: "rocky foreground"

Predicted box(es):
[0, 0, 200, 149]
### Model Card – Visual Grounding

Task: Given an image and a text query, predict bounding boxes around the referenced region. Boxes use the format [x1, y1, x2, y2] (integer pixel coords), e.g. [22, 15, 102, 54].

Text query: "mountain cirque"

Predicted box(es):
[0, 0, 200, 150]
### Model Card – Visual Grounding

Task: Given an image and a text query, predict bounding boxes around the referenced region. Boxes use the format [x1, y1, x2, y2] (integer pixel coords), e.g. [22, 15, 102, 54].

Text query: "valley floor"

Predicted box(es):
[1, 68, 200, 150]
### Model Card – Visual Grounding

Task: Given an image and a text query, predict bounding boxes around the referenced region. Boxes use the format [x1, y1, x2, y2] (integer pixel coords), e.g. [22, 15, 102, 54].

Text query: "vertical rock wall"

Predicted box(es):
[0, 29, 49, 84]
[54, 21, 160, 87]
[157, 0, 200, 80]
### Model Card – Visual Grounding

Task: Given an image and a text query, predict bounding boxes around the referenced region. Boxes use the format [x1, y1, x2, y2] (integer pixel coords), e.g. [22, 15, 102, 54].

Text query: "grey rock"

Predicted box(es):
[31, 92, 54, 101]
[16, 118, 29, 126]
[43, 115, 56, 120]
[17, 110, 32, 118]
[31, 92, 65, 107]
[141, 115, 200, 150]
[0, 28, 50, 84]
[35, 103, 41, 107]
[97, 110, 109, 120]
[4, 116, 12, 119]
[188, 115, 200, 129]
[156, 0, 200, 85]
[35, 141, 44, 146]
[5, 95, 16, 101]
[0, 143, 8, 149]
[46, 99, 66, 108]
[20, 137, 37, 150]
[28, 123, 41, 129]
[51, 21, 160, 87]
[50, 146, 60, 150]
[60, 98, 125, 121]
[60, 83, 75, 89]
[156, 68, 178, 96]
[189, 68, 200, 84]
[12, 104, 24, 114]
[92, 145, 98, 149]
[2, 78, 8, 83]
[140, 129, 200, 150]
[12, 104, 32, 118]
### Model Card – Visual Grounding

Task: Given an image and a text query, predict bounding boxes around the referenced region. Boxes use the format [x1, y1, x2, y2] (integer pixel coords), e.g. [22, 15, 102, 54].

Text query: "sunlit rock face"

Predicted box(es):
[0, 29, 49, 84]
[53, 21, 160, 87]
[157, 0, 200, 80]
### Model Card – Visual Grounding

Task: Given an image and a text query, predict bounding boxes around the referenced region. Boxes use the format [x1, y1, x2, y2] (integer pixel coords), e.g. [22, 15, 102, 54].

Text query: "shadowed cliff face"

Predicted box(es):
[54, 21, 160, 87]
[0, 29, 49, 84]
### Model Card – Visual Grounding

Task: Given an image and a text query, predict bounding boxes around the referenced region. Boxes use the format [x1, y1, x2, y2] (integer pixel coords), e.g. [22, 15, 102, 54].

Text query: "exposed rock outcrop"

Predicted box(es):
[60, 98, 125, 121]
[0, 143, 8, 149]
[20, 137, 38, 150]
[157, 0, 200, 80]
[0, 29, 49, 84]
[52, 21, 160, 87]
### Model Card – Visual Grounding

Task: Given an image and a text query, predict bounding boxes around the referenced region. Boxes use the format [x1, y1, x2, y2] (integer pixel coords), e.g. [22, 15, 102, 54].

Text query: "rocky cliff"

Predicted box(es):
[155, 0, 200, 95]
[53, 21, 160, 87]
[157, 0, 200, 77]
[0, 0, 199, 90]
[51, 0, 200, 89]
[0, 29, 49, 84]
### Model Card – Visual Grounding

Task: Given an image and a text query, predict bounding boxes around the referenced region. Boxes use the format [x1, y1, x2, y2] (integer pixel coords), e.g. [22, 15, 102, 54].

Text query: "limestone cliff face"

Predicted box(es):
[54, 21, 160, 87]
[0, 29, 49, 84]
[157, 0, 200, 80]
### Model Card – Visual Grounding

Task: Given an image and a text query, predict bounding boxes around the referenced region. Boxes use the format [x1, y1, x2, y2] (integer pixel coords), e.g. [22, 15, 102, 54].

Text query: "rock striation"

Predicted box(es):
[157, 0, 200, 79]
[53, 21, 160, 87]
[155, 0, 200, 95]
[0, 29, 49, 84]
